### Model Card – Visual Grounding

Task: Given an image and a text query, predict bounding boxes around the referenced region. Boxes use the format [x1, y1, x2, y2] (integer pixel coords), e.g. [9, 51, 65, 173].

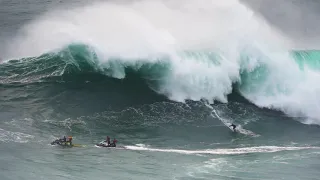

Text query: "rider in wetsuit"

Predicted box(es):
[52, 136, 67, 145]
[67, 136, 72, 145]
[229, 124, 237, 132]
[104, 136, 110, 145]
[111, 138, 118, 147]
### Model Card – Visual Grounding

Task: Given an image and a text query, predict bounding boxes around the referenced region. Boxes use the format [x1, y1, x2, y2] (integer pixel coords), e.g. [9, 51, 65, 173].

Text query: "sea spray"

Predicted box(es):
[3, 0, 320, 124]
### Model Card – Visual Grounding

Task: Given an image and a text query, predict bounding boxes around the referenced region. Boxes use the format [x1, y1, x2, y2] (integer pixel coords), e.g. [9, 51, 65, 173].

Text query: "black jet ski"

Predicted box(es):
[51, 139, 72, 146]
[96, 141, 117, 148]
[50, 136, 85, 147]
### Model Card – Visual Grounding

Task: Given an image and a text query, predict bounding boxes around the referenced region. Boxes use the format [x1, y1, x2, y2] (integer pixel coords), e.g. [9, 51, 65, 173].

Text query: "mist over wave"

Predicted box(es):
[2, 0, 320, 124]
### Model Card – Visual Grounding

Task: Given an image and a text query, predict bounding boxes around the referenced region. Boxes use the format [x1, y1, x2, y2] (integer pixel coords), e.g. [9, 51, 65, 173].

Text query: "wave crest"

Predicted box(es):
[2, 0, 320, 124]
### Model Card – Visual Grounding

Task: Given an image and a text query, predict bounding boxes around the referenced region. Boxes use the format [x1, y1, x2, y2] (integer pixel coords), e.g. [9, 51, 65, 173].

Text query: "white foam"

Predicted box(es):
[124, 145, 318, 155]
[4, 0, 320, 124]
[43, 118, 87, 131]
[0, 128, 34, 143]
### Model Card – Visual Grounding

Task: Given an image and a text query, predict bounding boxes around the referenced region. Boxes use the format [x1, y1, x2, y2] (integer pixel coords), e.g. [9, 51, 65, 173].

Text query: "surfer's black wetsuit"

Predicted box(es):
[229, 124, 236, 131]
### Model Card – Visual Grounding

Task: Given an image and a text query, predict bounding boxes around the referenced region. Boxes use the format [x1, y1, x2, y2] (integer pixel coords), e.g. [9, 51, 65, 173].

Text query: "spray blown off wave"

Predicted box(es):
[2, 0, 320, 124]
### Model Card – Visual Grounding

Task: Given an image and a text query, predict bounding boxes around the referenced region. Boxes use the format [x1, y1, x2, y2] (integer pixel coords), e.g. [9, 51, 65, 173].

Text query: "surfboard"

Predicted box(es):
[50, 143, 86, 148]
[72, 144, 86, 147]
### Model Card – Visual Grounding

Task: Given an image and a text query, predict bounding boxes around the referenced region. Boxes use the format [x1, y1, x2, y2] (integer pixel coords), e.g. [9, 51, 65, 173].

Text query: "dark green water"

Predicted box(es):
[1, 1, 320, 180]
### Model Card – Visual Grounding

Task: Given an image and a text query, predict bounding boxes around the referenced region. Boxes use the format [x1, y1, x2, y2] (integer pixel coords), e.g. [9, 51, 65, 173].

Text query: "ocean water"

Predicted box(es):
[1, 0, 320, 180]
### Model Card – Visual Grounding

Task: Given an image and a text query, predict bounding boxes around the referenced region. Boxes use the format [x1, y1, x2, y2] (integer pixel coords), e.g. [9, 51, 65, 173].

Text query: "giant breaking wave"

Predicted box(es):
[2, 0, 320, 124]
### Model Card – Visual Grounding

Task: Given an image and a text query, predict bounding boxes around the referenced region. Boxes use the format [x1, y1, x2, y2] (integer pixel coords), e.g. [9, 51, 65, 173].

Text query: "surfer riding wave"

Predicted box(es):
[229, 124, 237, 132]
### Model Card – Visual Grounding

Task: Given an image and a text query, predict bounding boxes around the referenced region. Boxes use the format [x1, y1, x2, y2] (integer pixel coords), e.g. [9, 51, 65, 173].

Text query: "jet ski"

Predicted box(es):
[51, 140, 85, 147]
[51, 139, 72, 146]
[50, 136, 85, 148]
[96, 141, 117, 148]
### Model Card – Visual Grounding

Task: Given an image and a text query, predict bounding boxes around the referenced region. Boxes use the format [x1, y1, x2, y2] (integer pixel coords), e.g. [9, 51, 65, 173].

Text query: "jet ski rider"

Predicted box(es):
[104, 136, 110, 145]
[67, 136, 73, 145]
[111, 138, 118, 147]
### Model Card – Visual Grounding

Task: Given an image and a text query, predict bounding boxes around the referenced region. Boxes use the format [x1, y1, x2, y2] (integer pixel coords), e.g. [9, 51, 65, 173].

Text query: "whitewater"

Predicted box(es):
[2, 0, 320, 124]
[2, 1, 320, 180]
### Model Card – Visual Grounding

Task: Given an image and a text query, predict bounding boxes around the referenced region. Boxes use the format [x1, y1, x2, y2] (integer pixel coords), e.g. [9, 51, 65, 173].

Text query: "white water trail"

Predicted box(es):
[124, 144, 319, 155]
[4, 0, 320, 124]
[213, 109, 259, 137]
[203, 102, 259, 136]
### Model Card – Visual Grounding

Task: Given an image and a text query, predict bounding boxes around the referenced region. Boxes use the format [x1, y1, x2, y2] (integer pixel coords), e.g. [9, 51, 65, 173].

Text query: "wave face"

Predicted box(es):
[2, 0, 320, 124]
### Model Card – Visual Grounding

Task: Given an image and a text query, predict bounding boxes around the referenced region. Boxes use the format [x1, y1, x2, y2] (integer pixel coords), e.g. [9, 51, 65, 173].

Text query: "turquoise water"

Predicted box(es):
[1, 0, 320, 180]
